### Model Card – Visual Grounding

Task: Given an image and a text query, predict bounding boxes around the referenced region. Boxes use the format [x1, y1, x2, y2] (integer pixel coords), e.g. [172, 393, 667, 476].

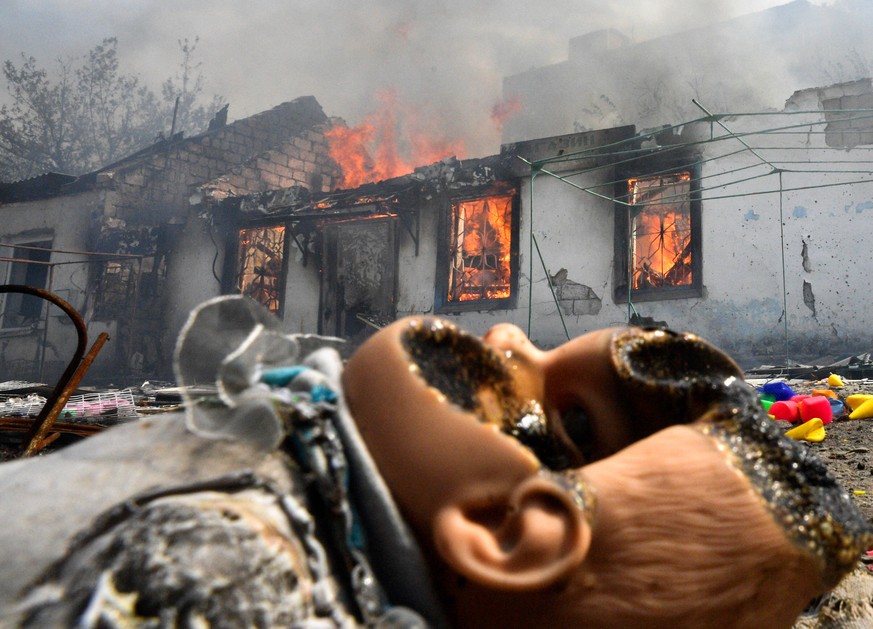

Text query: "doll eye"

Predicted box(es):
[400, 318, 521, 426]
[556, 404, 597, 466]
[504, 402, 582, 471]
[400, 319, 581, 469]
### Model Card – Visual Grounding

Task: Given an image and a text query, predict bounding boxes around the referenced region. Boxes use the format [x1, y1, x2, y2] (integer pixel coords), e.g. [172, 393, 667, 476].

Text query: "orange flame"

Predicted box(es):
[628, 173, 692, 289]
[491, 95, 522, 132]
[449, 194, 513, 302]
[326, 90, 466, 189]
[237, 225, 285, 313]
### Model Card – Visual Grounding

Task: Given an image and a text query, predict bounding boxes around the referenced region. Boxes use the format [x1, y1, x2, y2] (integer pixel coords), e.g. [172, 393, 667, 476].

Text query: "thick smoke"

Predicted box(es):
[0, 0, 819, 158]
[502, 0, 873, 143]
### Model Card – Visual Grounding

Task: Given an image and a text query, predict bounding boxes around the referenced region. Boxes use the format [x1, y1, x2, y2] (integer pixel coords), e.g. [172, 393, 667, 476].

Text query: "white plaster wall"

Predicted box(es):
[518, 173, 628, 347]
[282, 238, 322, 335]
[163, 210, 227, 357]
[0, 193, 99, 381]
[396, 203, 439, 318]
[497, 121, 873, 364]
[685, 114, 873, 362]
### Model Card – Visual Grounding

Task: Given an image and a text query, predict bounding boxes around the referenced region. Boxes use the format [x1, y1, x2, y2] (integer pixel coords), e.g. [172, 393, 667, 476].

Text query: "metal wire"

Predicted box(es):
[523, 102, 873, 351]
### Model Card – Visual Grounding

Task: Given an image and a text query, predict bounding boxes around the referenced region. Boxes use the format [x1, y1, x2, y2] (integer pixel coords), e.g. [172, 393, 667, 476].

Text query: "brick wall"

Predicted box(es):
[203, 126, 340, 198]
[819, 79, 873, 149]
[105, 96, 336, 222]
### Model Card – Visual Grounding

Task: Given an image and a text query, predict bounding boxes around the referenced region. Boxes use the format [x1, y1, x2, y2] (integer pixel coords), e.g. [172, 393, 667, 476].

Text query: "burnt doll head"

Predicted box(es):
[342, 318, 872, 629]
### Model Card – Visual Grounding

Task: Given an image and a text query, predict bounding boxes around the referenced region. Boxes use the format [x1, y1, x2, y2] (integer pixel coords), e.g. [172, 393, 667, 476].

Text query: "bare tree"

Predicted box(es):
[75, 38, 163, 170]
[0, 37, 224, 182]
[0, 54, 81, 178]
[161, 37, 225, 138]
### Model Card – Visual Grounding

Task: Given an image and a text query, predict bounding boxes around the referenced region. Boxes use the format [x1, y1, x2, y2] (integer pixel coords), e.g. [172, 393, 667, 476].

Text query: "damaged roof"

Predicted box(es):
[0, 173, 78, 203]
[215, 151, 518, 222]
[0, 96, 330, 205]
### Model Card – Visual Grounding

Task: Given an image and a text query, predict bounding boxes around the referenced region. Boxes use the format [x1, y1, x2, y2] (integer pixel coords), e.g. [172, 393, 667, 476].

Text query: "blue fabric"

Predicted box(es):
[261, 365, 310, 386]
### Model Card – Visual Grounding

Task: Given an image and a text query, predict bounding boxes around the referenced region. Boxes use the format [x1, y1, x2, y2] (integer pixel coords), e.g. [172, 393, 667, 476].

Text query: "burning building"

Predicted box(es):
[2, 74, 873, 384]
[199, 77, 873, 368]
[203, 153, 519, 345]
[0, 96, 341, 383]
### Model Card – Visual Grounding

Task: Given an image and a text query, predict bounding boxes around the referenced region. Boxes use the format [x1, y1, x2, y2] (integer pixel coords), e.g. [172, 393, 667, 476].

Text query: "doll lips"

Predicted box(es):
[398, 319, 873, 587]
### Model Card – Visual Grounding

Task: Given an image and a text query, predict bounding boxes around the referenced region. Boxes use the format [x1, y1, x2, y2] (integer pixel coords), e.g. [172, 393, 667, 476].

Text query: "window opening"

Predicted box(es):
[94, 259, 144, 320]
[237, 225, 285, 314]
[1, 240, 52, 328]
[92, 226, 165, 321]
[447, 194, 514, 303]
[627, 172, 693, 290]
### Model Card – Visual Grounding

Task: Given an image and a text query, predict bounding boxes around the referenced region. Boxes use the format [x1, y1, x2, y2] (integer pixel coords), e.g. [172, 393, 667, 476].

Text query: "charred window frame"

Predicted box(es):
[613, 161, 702, 303]
[92, 227, 167, 321]
[233, 223, 289, 316]
[93, 256, 167, 320]
[93, 260, 137, 320]
[435, 188, 519, 313]
[0, 239, 52, 329]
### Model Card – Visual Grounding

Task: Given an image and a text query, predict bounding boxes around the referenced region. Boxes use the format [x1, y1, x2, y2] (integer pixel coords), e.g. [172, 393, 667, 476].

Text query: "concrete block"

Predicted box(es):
[825, 131, 845, 148]
[842, 131, 861, 148]
[558, 282, 595, 300]
[821, 96, 842, 112]
[841, 93, 873, 110]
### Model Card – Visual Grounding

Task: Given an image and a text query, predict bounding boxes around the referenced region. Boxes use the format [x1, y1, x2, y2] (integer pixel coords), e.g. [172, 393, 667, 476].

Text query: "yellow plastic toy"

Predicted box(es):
[845, 393, 873, 411]
[827, 373, 845, 387]
[848, 398, 873, 420]
[785, 418, 826, 442]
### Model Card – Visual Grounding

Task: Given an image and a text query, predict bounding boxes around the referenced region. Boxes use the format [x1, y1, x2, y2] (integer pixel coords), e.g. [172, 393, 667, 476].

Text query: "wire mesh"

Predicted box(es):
[0, 389, 138, 423]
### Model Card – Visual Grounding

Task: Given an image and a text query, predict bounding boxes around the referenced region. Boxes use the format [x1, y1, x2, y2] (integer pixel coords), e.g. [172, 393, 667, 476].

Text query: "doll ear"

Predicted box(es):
[432, 475, 590, 591]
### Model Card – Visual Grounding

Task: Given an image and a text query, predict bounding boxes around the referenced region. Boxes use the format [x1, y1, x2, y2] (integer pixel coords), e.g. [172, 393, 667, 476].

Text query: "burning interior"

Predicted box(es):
[237, 225, 286, 315]
[614, 163, 701, 303]
[628, 171, 693, 290]
[447, 194, 514, 302]
[223, 151, 519, 337]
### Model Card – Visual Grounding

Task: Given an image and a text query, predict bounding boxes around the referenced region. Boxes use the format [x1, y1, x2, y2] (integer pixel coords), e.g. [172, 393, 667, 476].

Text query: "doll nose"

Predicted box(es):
[481, 323, 549, 404]
[481, 323, 534, 356]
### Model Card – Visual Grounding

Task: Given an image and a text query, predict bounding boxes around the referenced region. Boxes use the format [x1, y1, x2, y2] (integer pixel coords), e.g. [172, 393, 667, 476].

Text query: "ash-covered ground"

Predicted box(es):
[773, 378, 873, 629]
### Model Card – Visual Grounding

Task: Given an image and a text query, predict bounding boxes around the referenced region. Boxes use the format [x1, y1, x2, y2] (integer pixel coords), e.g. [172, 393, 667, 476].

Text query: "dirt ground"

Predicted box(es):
[768, 378, 873, 523]
[780, 379, 873, 522]
[763, 377, 873, 628]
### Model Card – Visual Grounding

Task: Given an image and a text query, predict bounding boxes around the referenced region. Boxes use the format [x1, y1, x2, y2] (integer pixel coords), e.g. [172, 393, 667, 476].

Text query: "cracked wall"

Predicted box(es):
[551, 268, 603, 316]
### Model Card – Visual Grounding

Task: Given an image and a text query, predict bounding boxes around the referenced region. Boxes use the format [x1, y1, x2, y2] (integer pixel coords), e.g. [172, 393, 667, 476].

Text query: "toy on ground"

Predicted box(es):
[344, 318, 873, 629]
[1, 298, 871, 629]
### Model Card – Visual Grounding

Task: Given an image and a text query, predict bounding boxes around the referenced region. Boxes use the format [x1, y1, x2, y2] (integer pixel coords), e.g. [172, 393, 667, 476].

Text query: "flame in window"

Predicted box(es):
[448, 195, 513, 302]
[237, 226, 285, 313]
[628, 172, 692, 289]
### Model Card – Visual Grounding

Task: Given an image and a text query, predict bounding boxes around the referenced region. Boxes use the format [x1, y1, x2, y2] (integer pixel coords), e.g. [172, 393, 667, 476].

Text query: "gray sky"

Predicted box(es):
[0, 0, 821, 156]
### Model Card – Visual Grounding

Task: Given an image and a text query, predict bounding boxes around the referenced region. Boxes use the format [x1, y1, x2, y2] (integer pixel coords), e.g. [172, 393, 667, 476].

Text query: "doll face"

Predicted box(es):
[397, 317, 744, 469]
[342, 317, 873, 628]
